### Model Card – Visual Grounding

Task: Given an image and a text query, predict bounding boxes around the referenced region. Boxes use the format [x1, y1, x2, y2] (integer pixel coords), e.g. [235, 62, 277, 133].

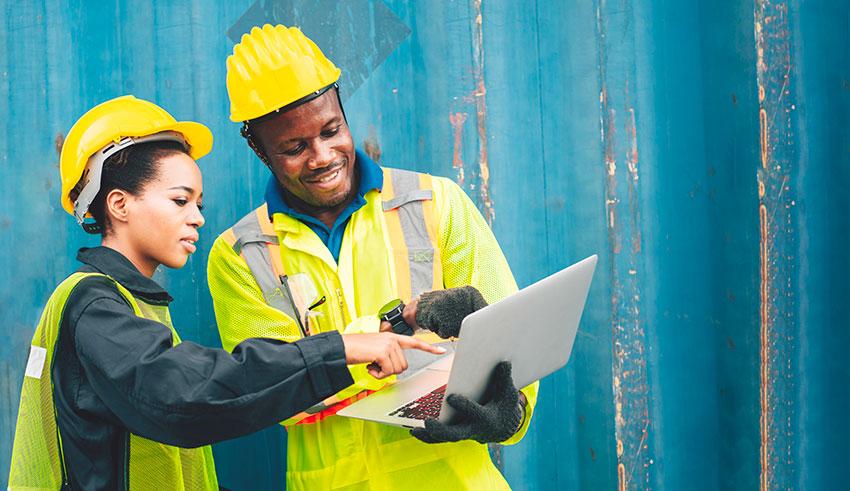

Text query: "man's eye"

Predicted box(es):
[281, 143, 306, 156]
[321, 126, 340, 138]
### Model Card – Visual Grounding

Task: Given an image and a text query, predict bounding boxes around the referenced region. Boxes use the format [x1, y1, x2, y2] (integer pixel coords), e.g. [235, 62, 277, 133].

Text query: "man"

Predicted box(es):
[207, 24, 539, 489]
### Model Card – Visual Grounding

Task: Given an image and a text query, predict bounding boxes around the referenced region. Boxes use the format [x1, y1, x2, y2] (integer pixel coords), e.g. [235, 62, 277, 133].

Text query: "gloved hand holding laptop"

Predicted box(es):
[411, 285, 489, 339]
[410, 361, 525, 444]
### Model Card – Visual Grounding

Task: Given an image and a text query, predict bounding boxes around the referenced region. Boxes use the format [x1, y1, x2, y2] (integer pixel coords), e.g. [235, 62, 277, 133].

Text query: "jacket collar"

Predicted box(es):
[76, 247, 173, 304]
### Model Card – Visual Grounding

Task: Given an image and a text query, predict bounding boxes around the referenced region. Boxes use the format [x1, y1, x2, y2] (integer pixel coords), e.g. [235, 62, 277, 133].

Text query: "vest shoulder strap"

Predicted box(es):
[226, 204, 299, 322]
[381, 168, 434, 211]
[381, 168, 442, 300]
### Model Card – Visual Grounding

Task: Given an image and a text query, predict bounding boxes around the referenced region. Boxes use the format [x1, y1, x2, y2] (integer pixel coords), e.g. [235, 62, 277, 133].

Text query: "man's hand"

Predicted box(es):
[412, 286, 488, 339]
[341, 333, 446, 379]
[411, 361, 524, 444]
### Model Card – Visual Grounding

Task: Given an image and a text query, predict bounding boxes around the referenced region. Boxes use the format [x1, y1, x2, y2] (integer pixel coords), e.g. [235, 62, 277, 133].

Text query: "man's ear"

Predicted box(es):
[104, 189, 131, 226]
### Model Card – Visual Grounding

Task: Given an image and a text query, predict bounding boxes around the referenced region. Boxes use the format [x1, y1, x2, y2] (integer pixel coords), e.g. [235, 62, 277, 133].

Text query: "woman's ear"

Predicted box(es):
[104, 189, 131, 227]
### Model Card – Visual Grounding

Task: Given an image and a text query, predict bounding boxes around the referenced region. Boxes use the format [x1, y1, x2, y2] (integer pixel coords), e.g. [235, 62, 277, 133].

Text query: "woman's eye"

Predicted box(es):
[173, 198, 188, 207]
[197, 203, 205, 211]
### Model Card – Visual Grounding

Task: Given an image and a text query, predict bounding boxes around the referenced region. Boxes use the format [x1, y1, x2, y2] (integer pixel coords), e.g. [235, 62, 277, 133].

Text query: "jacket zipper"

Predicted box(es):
[336, 288, 346, 325]
[122, 432, 130, 490]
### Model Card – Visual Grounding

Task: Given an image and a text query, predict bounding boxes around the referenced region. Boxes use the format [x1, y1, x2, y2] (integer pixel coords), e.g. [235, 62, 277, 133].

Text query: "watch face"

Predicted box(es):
[379, 299, 403, 317]
[378, 298, 412, 335]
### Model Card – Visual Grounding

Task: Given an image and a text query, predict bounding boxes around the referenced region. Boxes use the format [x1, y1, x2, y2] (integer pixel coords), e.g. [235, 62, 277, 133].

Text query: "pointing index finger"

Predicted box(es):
[397, 336, 447, 355]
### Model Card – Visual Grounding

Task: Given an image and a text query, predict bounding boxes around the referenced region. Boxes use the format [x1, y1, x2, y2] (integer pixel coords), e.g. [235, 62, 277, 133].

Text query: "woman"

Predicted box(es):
[7, 95, 444, 490]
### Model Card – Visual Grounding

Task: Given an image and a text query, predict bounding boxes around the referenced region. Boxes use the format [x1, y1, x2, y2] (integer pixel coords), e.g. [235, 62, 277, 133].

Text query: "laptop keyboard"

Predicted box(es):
[388, 384, 447, 421]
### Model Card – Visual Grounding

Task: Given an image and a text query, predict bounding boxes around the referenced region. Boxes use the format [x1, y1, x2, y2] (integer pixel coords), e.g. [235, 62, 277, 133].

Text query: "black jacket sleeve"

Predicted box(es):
[65, 276, 354, 448]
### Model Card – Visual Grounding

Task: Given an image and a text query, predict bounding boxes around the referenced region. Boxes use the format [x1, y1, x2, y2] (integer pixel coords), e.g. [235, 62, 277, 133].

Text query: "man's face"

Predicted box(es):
[251, 91, 356, 215]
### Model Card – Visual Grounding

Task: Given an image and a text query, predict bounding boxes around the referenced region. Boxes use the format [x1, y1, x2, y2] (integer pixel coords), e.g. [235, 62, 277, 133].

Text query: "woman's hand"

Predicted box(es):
[341, 333, 446, 379]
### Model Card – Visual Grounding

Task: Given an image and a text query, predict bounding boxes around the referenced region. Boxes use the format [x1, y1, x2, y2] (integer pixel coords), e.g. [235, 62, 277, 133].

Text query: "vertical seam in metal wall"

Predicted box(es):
[532, 0, 551, 268]
[471, 0, 494, 225]
[755, 5, 770, 490]
[531, 1, 555, 486]
[596, 0, 653, 488]
[470, 0, 501, 471]
[754, 1, 797, 489]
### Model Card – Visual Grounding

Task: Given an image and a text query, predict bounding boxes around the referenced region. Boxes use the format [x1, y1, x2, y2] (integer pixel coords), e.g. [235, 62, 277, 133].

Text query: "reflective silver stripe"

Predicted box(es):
[233, 233, 279, 254]
[230, 210, 297, 320]
[386, 169, 435, 299]
[381, 189, 433, 211]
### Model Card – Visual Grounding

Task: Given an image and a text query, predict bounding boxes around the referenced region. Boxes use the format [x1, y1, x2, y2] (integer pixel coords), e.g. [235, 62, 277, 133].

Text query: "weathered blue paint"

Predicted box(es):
[698, 1, 763, 489]
[755, 1, 850, 490]
[754, 2, 798, 488]
[1, 1, 849, 490]
[594, 0, 654, 488]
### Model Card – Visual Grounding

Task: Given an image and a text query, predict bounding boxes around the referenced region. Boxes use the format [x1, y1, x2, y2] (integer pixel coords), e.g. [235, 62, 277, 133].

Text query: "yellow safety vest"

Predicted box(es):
[219, 168, 447, 424]
[209, 167, 537, 490]
[8, 272, 218, 491]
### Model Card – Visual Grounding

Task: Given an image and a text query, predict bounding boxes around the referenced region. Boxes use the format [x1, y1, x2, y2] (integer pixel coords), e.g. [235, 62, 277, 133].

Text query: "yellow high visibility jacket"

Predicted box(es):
[208, 167, 538, 490]
[8, 272, 218, 491]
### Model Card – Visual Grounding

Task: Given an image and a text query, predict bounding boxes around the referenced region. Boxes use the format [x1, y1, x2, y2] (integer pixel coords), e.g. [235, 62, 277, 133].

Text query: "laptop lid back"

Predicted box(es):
[439, 255, 597, 423]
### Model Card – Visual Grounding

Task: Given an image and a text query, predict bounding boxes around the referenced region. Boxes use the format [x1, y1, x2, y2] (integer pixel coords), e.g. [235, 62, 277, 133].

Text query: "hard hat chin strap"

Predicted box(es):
[241, 83, 347, 169]
[240, 123, 271, 167]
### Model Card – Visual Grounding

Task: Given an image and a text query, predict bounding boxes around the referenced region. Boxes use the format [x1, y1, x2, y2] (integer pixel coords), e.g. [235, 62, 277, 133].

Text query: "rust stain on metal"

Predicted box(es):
[755, 1, 797, 489]
[759, 108, 769, 169]
[54, 133, 65, 157]
[759, 201, 771, 491]
[626, 109, 639, 180]
[471, 0, 494, 225]
[598, 0, 651, 488]
[602, 100, 620, 252]
[362, 126, 382, 163]
[626, 108, 641, 254]
[449, 112, 468, 186]
[755, 5, 773, 488]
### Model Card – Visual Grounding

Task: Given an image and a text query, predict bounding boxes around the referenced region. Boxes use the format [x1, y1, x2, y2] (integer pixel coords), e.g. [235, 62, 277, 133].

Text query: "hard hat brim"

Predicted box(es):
[168, 121, 213, 160]
[60, 121, 213, 217]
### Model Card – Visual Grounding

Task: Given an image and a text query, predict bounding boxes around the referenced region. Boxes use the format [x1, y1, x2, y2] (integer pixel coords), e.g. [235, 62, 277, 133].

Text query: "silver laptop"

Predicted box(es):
[337, 255, 597, 428]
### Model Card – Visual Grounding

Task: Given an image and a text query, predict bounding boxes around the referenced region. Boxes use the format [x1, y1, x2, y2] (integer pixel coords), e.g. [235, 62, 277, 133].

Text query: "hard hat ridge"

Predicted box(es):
[226, 24, 341, 122]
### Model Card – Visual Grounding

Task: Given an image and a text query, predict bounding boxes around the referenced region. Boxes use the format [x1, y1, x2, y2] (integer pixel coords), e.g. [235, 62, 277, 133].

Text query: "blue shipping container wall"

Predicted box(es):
[1, 0, 848, 489]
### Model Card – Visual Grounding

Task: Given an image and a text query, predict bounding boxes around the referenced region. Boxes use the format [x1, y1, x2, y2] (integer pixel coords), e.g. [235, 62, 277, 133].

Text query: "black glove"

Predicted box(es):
[414, 286, 488, 339]
[410, 361, 524, 444]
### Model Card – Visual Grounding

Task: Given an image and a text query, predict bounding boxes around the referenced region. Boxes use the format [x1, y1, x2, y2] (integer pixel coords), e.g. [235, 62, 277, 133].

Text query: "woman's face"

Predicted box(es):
[121, 152, 205, 276]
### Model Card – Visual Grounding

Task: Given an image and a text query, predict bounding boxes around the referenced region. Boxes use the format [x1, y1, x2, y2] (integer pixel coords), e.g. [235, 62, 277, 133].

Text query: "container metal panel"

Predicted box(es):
[1, 1, 847, 489]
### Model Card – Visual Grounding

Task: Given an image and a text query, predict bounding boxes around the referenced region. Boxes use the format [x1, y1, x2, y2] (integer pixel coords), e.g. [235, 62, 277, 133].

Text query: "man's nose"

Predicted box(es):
[307, 140, 335, 169]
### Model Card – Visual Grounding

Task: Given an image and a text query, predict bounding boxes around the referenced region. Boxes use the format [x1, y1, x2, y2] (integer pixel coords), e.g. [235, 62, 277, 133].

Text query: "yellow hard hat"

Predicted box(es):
[227, 24, 341, 122]
[59, 95, 213, 225]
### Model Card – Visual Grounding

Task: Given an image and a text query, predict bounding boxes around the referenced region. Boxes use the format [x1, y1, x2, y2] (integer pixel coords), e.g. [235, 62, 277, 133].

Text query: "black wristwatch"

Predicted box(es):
[379, 299, 414, 336]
